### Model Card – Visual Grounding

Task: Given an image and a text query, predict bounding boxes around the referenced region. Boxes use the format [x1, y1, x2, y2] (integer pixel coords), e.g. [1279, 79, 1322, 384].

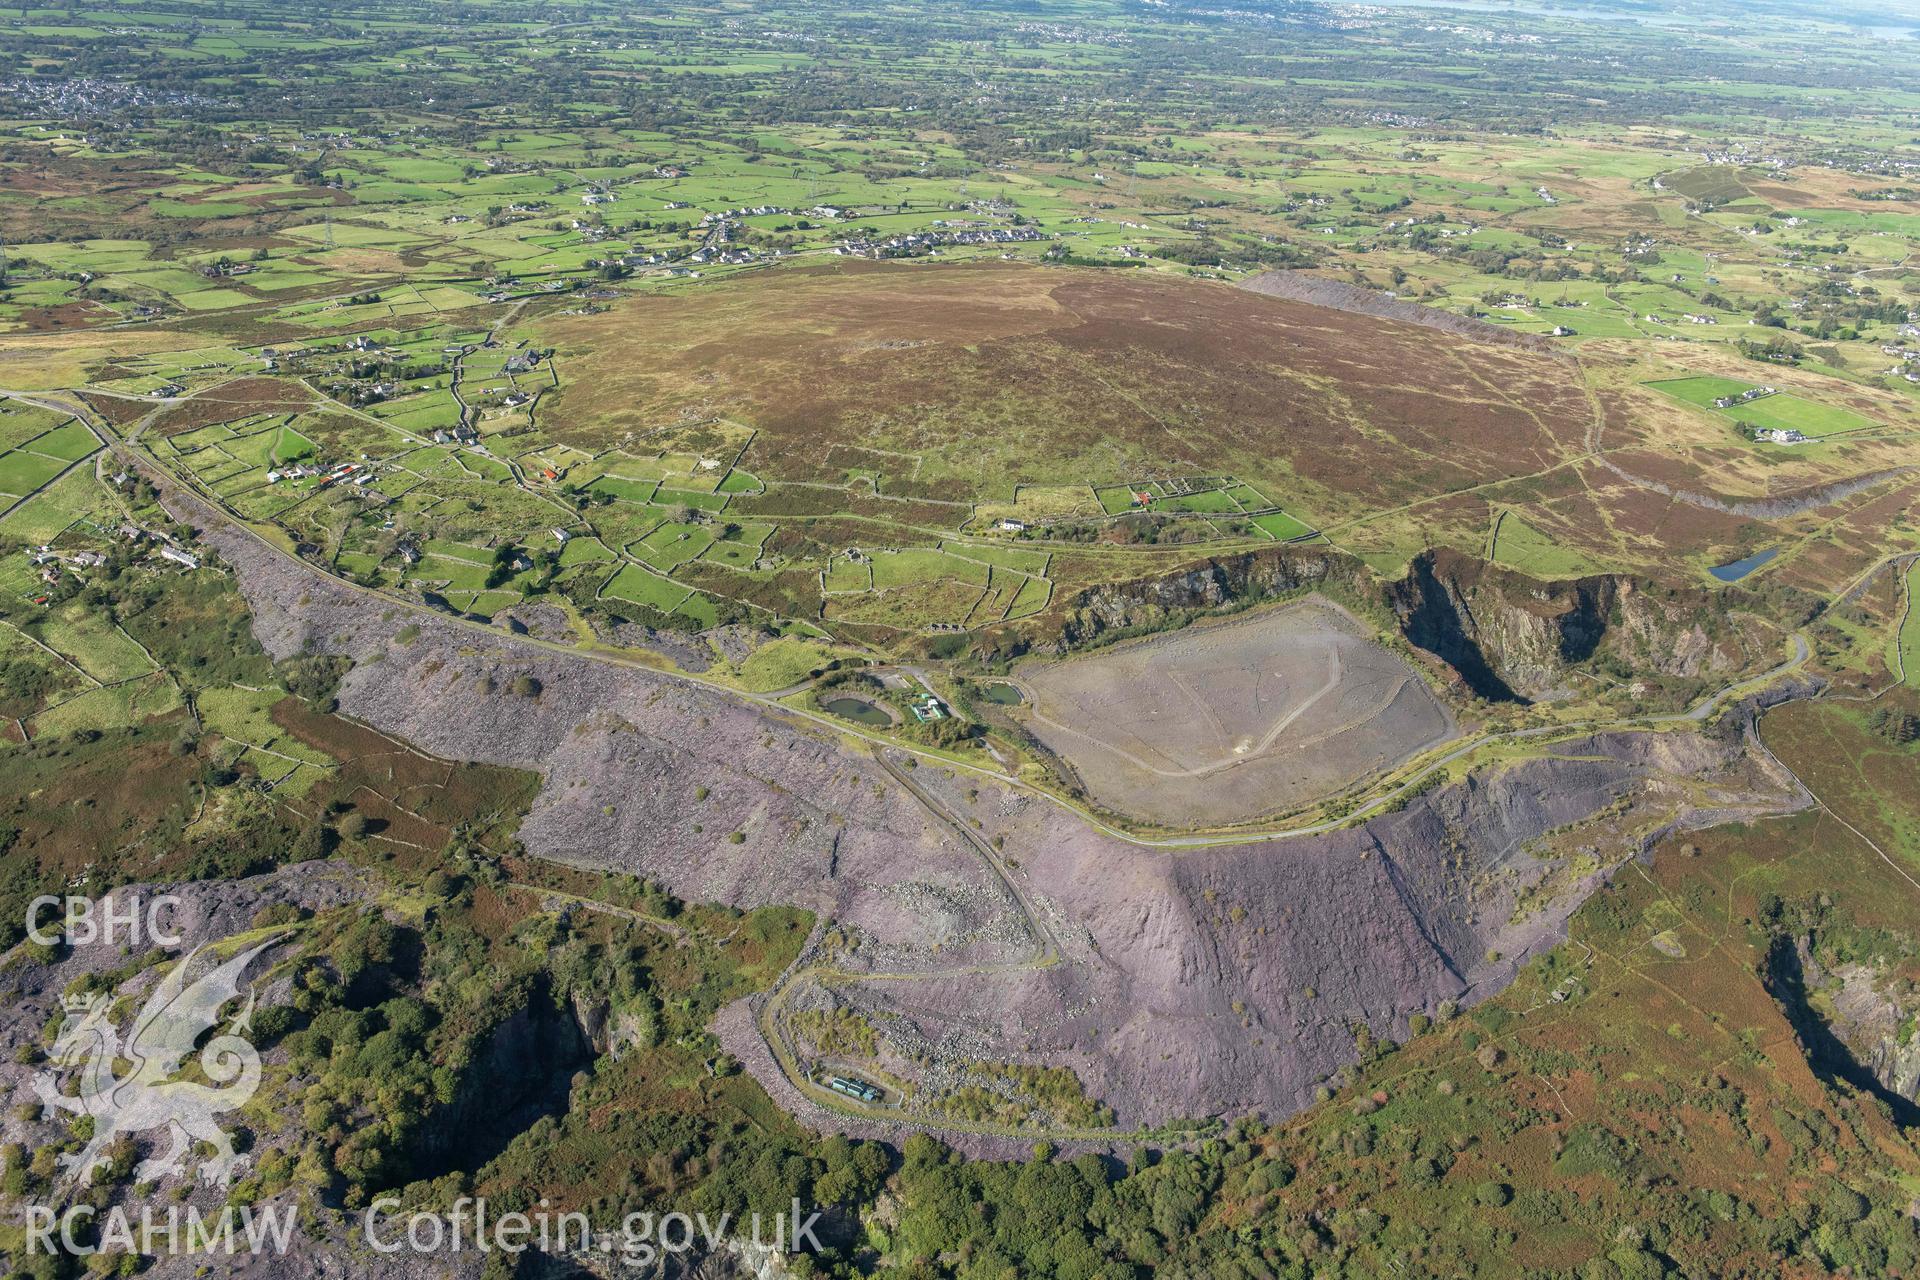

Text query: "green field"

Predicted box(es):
[1648, 376, 1884, 438]
[29, 607, 156, 683]
[588, 475, 659, 505]
[0, 466, 100, 540]
[633, 522, 716, 569]
[198, 685, 333, 793]
[870, 548, 990, 590]
[0, 450, 70, 495]
[736, 636, 845, 691]
[26, 422, 100, 462]
[1644, 375, 1761, 407]
[29, 675, 182, 737]
[1715, 393, 1878, 438]
[1252, 511, 1316, 541]
[603, 563, 691, 611]
[942, 541, 1052, 576]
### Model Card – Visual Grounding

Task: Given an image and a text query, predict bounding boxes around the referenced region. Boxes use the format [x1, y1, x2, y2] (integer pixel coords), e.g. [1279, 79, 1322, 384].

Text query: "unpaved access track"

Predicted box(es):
[21, 384, 1836, 1148]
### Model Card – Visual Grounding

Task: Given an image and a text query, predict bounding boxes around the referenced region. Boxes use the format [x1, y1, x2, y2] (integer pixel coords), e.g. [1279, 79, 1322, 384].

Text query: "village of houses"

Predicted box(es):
[446, 176, 1055, 291]
[23, 471, 202, 602]
[1883, 323, 1920, 385]
[548, 173, 1055, 279]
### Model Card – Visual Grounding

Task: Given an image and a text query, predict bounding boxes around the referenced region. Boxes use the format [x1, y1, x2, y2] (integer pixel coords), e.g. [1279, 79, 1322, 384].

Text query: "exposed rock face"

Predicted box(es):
[1018, 544, 1358, 655]
[1387, 551, 1551, 701]
[1611, 581, 1768, 681]
[1386, 548, 1781, 703]
[1005, 542, 1779, 712]
[1777, 938, 1920, 1123]
[1829, 964, 1920, 1109]
[173, 497, 1805, 1146]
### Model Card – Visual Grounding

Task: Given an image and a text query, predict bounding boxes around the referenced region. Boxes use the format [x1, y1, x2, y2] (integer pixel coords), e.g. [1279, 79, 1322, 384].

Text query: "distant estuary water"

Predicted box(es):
[1337, 0, 1917, 38]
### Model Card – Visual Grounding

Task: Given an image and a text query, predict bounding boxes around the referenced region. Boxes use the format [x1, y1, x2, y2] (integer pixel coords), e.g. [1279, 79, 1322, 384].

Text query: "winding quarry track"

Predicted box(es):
[753, 749, 1093, 1137]
[33, 377, 1825, 853]
[1, 375, 1881, 1141]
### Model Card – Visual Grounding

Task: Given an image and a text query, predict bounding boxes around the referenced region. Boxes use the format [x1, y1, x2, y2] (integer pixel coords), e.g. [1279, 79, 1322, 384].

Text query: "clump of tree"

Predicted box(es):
[1868, 705, 1919, 745]
[279, 654, 352, 711]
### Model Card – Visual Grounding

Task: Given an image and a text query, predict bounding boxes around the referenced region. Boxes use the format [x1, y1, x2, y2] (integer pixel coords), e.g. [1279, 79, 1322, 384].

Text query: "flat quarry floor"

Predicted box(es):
[1018, 597, 1457, 827]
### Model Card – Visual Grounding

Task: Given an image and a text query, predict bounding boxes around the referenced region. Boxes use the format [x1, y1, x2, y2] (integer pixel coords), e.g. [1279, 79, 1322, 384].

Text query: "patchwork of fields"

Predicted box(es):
[2, 2, 1920, 1278]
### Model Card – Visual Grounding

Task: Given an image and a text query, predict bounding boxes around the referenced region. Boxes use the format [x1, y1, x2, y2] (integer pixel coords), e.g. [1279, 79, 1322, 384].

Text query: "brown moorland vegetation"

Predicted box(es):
[534, 261, 1596, 525]
[1219, 694, 1920, 1278]
[149, 375, 318, 435]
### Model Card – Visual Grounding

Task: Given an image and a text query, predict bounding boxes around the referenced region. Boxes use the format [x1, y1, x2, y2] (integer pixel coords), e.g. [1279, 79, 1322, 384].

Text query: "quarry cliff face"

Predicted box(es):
[1830, 967, 1920, 1111]
[1013, 543, 1780, 709]
[183, 503, 1807, 1145]
[1023, 545, 1360, 655]
[1778, 937, 1920, 1123]
[1384, 549, 1784, 704]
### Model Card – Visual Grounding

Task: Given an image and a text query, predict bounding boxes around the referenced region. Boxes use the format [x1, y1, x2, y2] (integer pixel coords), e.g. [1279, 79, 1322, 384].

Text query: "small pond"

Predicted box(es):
[823, 697, 893, 727]
[1710, 548, 1778, 583]
[979, 682, 1024, 705]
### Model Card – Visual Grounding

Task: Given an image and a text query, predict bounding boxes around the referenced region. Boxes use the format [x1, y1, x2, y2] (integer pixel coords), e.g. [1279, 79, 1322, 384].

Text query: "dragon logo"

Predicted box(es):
[33, 935, 283, 1189]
